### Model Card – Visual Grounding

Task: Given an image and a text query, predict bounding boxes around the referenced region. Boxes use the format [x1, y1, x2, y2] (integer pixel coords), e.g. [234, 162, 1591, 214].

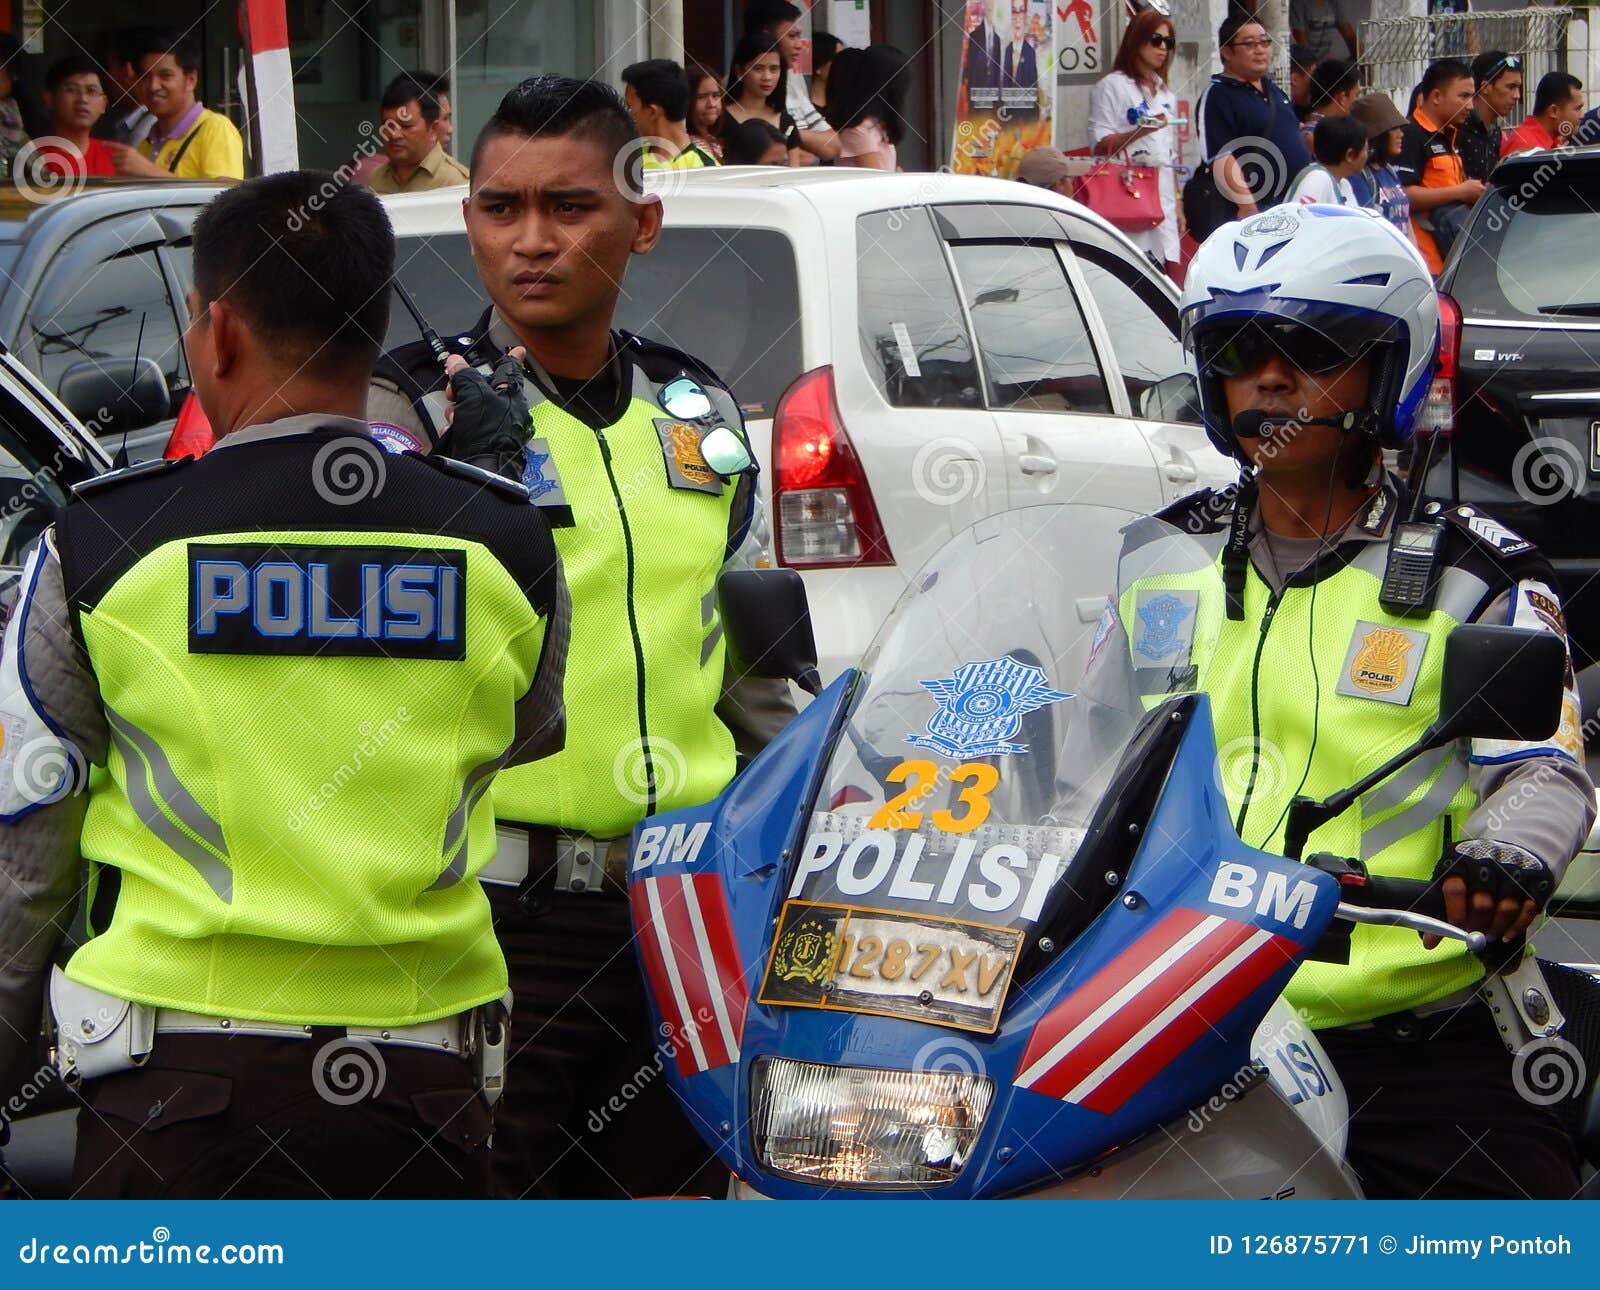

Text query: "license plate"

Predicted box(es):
[756, 900, 1023, 1034]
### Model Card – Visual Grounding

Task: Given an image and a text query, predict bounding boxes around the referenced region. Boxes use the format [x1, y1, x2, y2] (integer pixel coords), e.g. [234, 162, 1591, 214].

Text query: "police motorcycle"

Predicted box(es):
[626, 502, 1597, 1198]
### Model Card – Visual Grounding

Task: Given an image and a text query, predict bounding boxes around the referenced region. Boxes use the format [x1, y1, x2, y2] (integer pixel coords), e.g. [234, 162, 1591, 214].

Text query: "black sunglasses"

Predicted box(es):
[1203, 323, 1365, 378]
[1484, 54, 1523, 83]
[1149, 34, 1177, 49]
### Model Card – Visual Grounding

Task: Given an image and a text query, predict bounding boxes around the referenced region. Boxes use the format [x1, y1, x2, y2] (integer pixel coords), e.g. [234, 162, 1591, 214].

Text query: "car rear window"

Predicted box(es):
[388, 234, 489, 352]
[617, 226, 802, 418]
[388, 228, 802, 419]
[1449, 176, 1600, 319]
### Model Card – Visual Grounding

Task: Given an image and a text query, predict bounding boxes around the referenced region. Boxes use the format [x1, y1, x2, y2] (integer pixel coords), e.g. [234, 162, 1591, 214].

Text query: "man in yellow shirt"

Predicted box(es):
[108, 30, 244, 181]
[367, 73, 469, 194]
[622, 60, 720, 170]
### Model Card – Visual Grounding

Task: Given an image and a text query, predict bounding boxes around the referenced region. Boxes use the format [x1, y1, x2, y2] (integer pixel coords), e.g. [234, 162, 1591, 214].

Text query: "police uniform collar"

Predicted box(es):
[210, 413, 374, 451]
[1247, 473, 1398, 549]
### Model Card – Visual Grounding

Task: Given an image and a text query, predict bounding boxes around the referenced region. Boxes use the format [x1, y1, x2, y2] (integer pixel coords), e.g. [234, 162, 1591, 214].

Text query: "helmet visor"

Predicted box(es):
[1188, 304, 1402, 379]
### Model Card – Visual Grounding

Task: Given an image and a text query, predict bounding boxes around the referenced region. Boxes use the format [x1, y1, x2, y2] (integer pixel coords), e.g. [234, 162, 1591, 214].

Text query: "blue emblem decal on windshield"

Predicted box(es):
[1134, 591, 1195, 662]
[906, 655, 1071, 758]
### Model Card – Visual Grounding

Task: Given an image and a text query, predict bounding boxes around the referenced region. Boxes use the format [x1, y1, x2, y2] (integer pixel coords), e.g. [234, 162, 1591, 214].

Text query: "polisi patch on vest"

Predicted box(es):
[1336, 620, 1427, 705]
[189, 543, 466, 659]
[653, 418, 723, 495]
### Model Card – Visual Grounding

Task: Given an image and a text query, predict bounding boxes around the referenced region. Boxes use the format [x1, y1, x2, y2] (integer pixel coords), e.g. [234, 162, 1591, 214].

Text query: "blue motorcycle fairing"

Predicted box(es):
[630, 692, 1343, 1198]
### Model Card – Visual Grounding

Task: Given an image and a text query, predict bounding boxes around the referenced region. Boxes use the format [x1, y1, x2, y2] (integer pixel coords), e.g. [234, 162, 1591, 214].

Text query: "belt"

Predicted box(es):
[481, 822, 631, 893]
[152, 1008, 474, 1054]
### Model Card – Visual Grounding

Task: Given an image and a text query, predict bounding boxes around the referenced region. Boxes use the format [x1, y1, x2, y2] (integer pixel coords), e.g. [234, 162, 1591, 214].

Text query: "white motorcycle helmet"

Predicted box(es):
[1179, 204, 1439, 464]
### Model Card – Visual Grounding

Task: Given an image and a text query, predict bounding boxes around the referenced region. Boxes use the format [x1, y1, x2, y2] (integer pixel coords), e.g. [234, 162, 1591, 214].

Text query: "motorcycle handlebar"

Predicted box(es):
[1350, 873, 1449, 922]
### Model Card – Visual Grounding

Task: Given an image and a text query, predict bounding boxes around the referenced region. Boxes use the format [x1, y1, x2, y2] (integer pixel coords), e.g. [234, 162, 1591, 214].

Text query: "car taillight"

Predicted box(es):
[163, 390, 215, 459]
[772, 365, 893, 569]
[1419, 291, 1461, 437]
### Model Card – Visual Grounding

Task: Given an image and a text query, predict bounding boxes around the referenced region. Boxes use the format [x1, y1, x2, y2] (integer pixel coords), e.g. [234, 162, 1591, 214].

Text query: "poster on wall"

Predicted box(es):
[950, 0, 1055, 178]
[1056, 0, 1104, 85]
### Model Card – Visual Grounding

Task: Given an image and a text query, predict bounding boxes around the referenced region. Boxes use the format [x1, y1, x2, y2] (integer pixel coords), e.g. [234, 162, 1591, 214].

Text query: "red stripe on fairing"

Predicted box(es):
[691, 873, 749, 1052]
[1077, 932, 1300, 1114]
[631, 880, 693, 1076]
[656, 874, 731, 1070]
[1016, 907, 1211, 1075]
[1023, 916, 1261, 1101]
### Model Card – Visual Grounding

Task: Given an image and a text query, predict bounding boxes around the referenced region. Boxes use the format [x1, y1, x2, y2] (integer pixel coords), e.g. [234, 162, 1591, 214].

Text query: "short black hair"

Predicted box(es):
[1218, 13, 1265, 51]
[812, 31, 842, 71]
[191, 172, 394, 370]
[130, 29, 200, 75]
[1471, 50, 1518, 87]
[745, 0, 802, 33]
[1534, 71, 1582, 116]
[381, 72, 438, 124]
[1312, 113, 1368, 165]
[825, 44, 909, 144]
[46, 55, 103, 93]
[470, 75, 639, 184]
[622, 59, 690, 122]
[1419, 58, 1473, 98]
[1310, 58, 1360, 109]
[724, 117, 787, 165]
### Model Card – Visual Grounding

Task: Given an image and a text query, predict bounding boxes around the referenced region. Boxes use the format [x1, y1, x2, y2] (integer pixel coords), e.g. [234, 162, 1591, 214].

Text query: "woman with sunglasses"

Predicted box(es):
[1088, 8, 1183, 278]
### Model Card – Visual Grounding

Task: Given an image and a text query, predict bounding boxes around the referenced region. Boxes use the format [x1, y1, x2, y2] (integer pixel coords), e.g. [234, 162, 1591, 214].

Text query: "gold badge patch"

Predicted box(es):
[771, 916, 836, 986]
[666, 422, 716, 486]
[1350, 626, 1414, 694]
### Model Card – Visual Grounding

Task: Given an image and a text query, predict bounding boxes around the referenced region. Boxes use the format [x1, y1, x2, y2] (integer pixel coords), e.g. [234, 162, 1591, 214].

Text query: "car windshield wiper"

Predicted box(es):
[1538, 302, 1600, 315]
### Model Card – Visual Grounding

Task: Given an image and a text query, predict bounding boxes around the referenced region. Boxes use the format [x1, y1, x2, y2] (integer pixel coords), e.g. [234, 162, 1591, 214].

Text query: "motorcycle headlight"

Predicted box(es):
[750, 1055, 995, 1187]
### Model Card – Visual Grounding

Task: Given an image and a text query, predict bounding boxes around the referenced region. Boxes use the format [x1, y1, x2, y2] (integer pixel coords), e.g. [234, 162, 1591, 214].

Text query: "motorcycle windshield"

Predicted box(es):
[762, 504, 1219, 1035]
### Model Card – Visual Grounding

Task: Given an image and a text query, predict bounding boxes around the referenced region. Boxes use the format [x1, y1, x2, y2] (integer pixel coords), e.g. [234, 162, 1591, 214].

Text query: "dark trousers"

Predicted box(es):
[487, 883, 727, 1198]
[1319, 1003, 1581, 1199]
[72, 1033, 492, 1199]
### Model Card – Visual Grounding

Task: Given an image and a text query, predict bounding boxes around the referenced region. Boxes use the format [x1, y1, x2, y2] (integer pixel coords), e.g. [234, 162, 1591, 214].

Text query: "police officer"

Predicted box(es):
[368, 76, 793, 1198]
[0, 172, 568, 1198]
[1090, 205, 1593, 1197]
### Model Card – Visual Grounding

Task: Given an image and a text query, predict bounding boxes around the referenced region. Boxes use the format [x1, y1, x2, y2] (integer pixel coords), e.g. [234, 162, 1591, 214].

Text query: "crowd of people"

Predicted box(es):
[1011, 6, 1588, 284]
[1, 28, 245, 183]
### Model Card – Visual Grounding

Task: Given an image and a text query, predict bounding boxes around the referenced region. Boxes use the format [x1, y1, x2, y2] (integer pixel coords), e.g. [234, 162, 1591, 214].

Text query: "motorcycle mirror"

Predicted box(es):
[1434, 623, 1564, 744]
[1282, 624, 1566, 860]
[717, 568, 822, 696]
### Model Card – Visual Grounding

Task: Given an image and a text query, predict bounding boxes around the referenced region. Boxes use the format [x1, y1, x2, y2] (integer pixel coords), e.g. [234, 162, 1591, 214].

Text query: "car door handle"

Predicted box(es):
[1162, 462, 1198, 484]
[1019, 454, 1058, 476]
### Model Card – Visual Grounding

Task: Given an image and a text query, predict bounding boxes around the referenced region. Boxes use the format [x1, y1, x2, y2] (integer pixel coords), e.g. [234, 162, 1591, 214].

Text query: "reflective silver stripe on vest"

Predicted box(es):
[429, 754, 507, 891]
[104, 705, 232, 903]
[1347, 542, 1495, 625]
[1360, 744, 1453, 818]
[700, 585, 723, 667]
[1359, 749, 1470, 861]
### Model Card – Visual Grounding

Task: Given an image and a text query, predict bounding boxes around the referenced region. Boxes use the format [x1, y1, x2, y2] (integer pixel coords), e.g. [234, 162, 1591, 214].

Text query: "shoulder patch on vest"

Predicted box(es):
[69, 456, 185, 500]
[418, 453, 532, 501]
[1446, 506, 1534, 559]
[1149, 485, 1237, 536]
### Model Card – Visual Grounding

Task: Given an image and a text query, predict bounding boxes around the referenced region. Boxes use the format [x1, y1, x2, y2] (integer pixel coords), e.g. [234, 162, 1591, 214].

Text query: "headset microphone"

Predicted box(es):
[1231, 409, 1375, 439]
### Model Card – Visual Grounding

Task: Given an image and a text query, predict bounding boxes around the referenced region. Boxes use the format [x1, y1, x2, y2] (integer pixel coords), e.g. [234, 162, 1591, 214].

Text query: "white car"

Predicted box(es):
[381, 169, 1234, 680]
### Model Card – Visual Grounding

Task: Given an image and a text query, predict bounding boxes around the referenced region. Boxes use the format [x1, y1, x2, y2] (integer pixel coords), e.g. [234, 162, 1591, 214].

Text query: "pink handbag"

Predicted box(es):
[1068, 147, 1164, 233]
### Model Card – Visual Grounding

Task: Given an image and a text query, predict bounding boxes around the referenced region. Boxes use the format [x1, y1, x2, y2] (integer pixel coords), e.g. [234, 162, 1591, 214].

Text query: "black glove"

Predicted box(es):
[436, 353, 530, 483]
[1434, 839, 1555, 908]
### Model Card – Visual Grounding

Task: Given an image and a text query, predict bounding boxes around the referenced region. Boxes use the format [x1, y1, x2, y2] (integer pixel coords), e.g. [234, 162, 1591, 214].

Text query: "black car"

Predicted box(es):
[1433, 145, 1600, 667]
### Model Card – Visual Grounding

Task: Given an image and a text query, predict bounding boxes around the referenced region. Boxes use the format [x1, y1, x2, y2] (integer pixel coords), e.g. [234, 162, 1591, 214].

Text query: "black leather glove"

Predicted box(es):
[436, 353, 530, 483]
[1434, 839, 1555, 908]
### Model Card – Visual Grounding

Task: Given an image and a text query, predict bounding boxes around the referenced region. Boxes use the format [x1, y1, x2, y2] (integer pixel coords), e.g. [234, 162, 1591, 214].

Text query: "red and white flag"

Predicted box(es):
[237, 0, 298, 174]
